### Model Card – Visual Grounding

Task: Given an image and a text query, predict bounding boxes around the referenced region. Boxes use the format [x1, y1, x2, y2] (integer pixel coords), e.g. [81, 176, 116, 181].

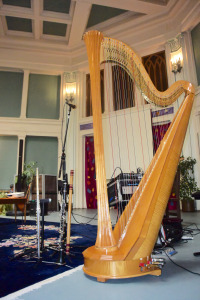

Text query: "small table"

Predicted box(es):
[0, 197, 27, 222]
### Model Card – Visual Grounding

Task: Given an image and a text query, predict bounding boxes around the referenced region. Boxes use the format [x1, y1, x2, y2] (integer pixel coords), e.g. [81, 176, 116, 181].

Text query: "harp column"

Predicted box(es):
[84, 31, 116, 248]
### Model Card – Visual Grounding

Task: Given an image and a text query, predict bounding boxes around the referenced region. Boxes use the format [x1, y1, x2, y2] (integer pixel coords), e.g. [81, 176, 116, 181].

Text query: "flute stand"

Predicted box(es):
[11, 198, 52, 263]
[49, 105, 72, 265]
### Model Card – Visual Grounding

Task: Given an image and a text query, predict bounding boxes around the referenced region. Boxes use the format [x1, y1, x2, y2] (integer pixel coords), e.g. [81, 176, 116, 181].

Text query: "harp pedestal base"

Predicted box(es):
[83, 257, 161, 281]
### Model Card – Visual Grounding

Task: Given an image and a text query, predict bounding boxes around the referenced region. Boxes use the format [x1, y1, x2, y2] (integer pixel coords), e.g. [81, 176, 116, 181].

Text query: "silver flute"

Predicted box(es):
[58, 181, 68, 264]
[36, 168, 41, 259]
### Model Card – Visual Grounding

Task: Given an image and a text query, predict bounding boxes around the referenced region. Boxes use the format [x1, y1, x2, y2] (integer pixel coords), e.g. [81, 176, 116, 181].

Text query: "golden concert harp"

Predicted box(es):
[83, 30, 195, 281]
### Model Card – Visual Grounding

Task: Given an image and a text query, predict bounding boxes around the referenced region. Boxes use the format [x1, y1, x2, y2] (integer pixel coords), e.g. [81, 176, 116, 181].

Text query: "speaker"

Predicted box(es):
[163, 218, 183, 242]
[31, 175, 58, 211]
[29, 200, 48, 216]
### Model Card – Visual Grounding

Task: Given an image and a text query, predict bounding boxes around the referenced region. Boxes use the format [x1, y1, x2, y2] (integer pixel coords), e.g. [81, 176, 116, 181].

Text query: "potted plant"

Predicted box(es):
[0, 192, 12, 215]
[13, 161, 37, 216]
[15, 161, 37, 191]
[179, 156, 198, 212]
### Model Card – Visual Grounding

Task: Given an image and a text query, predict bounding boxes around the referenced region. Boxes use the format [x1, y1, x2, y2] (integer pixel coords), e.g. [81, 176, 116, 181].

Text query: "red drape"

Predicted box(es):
[85, 136, 97, 208]
[152, 122, 171, 153]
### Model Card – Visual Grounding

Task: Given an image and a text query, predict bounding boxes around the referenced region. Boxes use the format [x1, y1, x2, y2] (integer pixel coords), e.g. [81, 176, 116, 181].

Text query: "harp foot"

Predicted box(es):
[152, 269, 162, 276]
[97, 277, 107, 283]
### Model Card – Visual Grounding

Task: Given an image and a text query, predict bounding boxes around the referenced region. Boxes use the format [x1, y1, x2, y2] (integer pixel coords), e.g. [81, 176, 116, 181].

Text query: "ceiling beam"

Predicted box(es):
[0, 16, 5, 36]
[68, 2, 92, 47]
[0, 5, 33, 19]
[76, 0, 166, 14]
[40, 11, 72, 24]
[33, 0, 41, 39]
[0, 5, 72, 24]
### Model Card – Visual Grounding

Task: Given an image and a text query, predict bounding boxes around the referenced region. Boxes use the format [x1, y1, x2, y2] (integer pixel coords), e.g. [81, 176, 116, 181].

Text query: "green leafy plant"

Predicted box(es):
[179, 156, 198, 201]
[15, 161, 37, 188]
[0, 192, 7, 198]
[22, 161, 37, 186]
[0, 204, 12, 215]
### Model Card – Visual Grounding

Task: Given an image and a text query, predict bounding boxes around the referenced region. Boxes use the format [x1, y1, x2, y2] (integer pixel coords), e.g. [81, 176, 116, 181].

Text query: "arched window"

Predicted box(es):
[112, 65, 135, 111]
[86, 70, 104, 117]
[142, 51, 168, 92]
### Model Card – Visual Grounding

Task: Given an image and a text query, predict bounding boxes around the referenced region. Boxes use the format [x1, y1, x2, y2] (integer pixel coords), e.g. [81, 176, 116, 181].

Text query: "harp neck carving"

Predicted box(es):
[101, 36, 194, 106]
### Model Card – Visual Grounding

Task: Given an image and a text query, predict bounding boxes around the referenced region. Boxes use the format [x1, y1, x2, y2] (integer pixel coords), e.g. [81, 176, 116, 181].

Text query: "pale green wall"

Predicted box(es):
[26, 74, 60, 119]
[25, 136, 58, 175]
[191, 23, 200, 85]
[0, 71, 23, 117]
[0, 136, 18, 189]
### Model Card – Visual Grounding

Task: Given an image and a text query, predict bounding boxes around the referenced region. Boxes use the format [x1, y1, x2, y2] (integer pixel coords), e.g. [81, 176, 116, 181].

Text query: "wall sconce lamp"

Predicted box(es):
[64, 72, 77, 109]
[171, 50, 183, 74]
[65, 82, 76, 102]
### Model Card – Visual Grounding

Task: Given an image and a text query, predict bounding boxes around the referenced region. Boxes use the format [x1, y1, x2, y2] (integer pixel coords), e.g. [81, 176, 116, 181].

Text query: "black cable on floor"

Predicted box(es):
[71, 210, 97, 225]
[154, 226, 200, 276]
[72, 212, 98, 221]
[182, 223, 200, 236]
[164, 250, 200, 276]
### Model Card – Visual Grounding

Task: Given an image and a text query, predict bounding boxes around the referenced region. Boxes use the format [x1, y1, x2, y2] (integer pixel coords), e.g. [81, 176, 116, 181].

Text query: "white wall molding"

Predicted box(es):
[0, 118, 61, 137]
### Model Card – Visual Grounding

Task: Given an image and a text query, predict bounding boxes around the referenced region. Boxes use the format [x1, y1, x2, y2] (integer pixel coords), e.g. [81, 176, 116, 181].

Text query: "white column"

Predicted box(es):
[165, 41, 174, 87]
[77, 71, 85, 119]
[75, 71, 88, 208]
[182, 31, 198, 86]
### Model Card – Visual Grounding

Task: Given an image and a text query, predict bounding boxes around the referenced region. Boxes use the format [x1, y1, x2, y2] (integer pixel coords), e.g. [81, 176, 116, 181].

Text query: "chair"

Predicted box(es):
[15, 183, 31, 223]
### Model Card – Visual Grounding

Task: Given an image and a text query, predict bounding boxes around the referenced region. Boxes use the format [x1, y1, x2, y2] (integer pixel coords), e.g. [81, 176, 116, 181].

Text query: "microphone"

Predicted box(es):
[65, 100, 76, 109]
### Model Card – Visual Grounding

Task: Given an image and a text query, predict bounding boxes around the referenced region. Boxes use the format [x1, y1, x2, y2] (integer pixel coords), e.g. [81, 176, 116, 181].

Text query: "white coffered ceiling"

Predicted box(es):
[0, 0, 199, 69]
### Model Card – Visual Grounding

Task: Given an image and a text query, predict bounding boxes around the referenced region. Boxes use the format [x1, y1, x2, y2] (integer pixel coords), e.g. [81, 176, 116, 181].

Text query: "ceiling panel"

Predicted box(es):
[43, 21, 67, 36]
[43, 0, 71, 14]
[87, 4, 128, 28]
[2, 0, 31, 8]
[6, 16, 32, 32]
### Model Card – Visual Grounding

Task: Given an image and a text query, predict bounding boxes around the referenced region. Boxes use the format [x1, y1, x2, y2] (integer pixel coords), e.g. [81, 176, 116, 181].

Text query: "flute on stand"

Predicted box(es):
[66, 170, 74, 255]
[58, 181, 67, 264]
[36, 168, 41, 260]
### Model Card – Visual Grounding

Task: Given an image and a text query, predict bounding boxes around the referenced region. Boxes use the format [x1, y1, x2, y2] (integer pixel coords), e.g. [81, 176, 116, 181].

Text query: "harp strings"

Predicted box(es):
[101, 36, 186, 240]
[103, 59, 120, 221]
[101, 35, 191, 241]
[117, 95, 187, 246]
[102, 38, 153, 236]
[102, 44, 129, 231]
[114, 42, 135, 231]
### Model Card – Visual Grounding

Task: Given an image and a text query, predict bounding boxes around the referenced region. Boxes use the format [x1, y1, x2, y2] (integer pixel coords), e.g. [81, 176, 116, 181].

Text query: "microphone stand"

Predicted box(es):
[48, 101, 81, 265]
[57, 103, 74, 265]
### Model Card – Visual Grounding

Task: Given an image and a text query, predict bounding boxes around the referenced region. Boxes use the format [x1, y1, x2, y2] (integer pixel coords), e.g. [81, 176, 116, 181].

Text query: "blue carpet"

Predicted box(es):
[0, 218, 97, 297]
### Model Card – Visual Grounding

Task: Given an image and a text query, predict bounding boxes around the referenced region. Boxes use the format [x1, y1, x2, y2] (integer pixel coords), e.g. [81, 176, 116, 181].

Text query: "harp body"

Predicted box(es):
[83, 31, 195, 281]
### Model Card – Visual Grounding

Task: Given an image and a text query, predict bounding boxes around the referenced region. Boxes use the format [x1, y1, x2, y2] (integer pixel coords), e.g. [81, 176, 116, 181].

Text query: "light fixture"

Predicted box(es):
[63, 72, 77, 103]
[65, 82, 76, 102]
[170, 49, 183, 74]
